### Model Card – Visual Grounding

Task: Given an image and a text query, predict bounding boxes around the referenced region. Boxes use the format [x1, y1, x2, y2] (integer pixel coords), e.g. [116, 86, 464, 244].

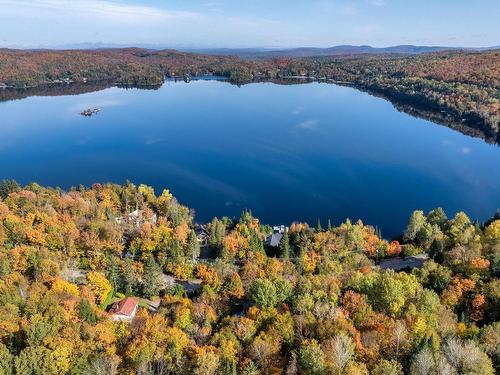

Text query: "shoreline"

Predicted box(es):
[1, 76, 496, 145]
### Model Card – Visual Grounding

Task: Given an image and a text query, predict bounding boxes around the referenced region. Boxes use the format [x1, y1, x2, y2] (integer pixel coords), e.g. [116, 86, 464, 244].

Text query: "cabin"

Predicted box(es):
[109, 297, 138, 322]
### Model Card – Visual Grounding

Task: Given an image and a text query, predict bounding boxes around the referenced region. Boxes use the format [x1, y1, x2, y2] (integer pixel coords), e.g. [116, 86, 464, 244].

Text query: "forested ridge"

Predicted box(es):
[0, 48, 499, 143]
[282, 51, 500, 142]
[0, 48, 241, 87]
[0, 180, 498, 374]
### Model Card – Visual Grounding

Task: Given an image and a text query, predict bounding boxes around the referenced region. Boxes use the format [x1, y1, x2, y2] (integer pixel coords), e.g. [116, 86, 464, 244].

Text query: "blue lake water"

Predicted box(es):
[1, 79, 499, 237]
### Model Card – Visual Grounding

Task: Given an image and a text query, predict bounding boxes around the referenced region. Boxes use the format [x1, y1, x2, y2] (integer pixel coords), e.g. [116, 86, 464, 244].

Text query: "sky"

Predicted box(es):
[0, 0, 498, 49]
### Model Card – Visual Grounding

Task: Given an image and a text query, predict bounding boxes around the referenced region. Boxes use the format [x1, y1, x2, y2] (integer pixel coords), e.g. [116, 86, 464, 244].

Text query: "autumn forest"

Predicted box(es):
[1, 0, 500, 372]
[0, 180, 498, 375]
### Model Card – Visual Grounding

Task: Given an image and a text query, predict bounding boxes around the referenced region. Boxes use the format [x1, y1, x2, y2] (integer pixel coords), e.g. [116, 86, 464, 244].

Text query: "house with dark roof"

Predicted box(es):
[265, 232, 283, 247]
[265, 225, 288, 247]
[109, 297, 138, 322]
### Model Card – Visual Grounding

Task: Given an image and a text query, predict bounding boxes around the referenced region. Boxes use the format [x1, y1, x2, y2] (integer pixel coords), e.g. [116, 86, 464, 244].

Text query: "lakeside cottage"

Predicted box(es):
[272, 225, 288, 234]
[265, 225, 289, 247]
[109, 297, 138, 322]
[265, 232, 283, 247]
[194, 223, 209, 247]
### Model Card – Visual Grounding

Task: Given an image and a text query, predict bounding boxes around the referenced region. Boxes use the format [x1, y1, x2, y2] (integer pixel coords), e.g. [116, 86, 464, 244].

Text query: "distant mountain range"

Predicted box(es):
[2, 43, 498, 59]
[184, 45, 499, 59]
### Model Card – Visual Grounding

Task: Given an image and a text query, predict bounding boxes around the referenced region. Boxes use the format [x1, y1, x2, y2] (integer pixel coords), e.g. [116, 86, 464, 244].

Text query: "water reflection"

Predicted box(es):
[0, 79, 499, 237]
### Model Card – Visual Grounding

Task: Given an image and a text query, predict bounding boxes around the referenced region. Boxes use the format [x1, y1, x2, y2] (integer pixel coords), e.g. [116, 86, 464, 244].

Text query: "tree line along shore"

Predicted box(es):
[0, 48, 499, 143]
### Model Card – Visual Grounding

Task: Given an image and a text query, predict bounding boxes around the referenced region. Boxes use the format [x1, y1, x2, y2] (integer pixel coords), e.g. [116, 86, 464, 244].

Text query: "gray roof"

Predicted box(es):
[265, 233, 283, 247]
[379, 253, 428, 271]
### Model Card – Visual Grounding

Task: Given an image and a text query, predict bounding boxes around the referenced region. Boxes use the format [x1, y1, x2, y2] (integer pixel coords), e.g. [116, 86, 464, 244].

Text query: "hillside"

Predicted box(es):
[0, 48, 499, 143]
[0, 180, 498, 374]
[278, 50, 500, 142]
[0, 48, 240, 88]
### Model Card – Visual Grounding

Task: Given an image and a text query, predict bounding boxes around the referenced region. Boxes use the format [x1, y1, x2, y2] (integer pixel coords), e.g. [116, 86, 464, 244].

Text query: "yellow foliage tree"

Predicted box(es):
[51, 279, 79, 297]
[87, 271, 112, 305]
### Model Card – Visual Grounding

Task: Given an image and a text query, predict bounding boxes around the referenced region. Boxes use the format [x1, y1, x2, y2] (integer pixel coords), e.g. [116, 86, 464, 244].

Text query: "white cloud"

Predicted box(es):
[0, 0, 201, 24]
[291, 106, 305, 115]
[297, 119, 319, 130]
[145, 137, 165, 145]
[461, 147, 471, 154]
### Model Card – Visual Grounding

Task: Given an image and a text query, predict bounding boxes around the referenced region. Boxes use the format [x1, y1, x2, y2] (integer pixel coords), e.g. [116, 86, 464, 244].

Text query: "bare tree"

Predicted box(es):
[442, 338, 494, 375]
[393, 320, 407, 357]
[410, 348, 434, 375]
[441, 337, 463, 370]
[137, 359, 171, 375]
[88, 355, 118, 375]
[323, 332, 354, 370]
[435, 355, 455, 375]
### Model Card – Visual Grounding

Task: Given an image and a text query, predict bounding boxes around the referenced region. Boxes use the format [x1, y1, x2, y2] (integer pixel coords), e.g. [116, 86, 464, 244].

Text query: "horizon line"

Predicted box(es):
[1, 42, 499, 51]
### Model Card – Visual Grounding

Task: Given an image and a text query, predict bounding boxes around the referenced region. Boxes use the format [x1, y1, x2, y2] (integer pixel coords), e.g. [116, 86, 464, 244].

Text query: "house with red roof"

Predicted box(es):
[109, 297, 138, 322]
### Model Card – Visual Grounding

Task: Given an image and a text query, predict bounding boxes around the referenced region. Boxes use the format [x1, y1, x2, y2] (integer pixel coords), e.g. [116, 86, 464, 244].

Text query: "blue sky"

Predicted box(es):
[0, 0, 498, 48]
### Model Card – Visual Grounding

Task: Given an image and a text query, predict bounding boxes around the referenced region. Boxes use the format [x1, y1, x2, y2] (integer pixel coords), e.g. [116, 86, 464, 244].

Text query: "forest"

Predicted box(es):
[0, 48, 499, 143]
[0, 179, 498, 374]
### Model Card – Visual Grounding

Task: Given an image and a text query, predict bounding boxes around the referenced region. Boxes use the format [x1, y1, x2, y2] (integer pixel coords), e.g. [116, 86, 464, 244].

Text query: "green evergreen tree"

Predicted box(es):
[121, 258, 137, 295]
[187, 230, 200, 261]
[106, 255, 120, 292]
[0, 179, 20, 199]
[78, 299, 97, 324]
[170, 240, 183, 262]
[249, 229, 264, 253]
[280, 230, 290, 259]
[209, 218, 226, 249]
[142, 256, 163, 298]
[250, 278, 278, 308]
[315, 219, 322, 232]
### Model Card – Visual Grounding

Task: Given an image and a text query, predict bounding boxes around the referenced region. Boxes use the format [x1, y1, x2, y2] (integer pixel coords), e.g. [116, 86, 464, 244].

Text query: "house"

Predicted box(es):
[265, 225, 288, 247]
[265, 232, 283, 247]
[115, 209, 157, 227]
[194, 223, 209, 247]
[272, 225, 288, 234]
[109, 297, 138, 322]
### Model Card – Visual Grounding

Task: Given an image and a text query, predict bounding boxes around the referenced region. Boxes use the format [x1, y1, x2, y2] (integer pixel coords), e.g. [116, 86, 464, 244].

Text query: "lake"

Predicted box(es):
[1, 79, 500, 237]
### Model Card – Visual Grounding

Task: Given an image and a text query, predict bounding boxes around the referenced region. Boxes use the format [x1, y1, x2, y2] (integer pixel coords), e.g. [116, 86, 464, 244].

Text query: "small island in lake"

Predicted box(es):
[80, 107, 100, 117]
